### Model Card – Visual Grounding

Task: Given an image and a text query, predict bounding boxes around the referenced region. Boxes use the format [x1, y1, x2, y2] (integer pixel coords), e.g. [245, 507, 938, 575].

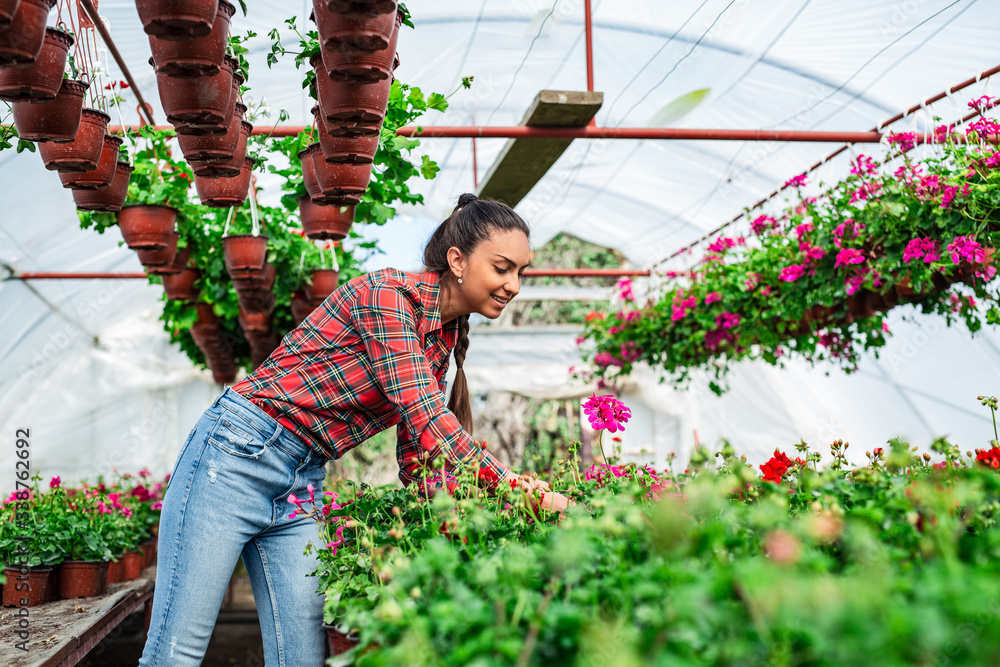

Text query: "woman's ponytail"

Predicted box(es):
[447, 314, 473, 433]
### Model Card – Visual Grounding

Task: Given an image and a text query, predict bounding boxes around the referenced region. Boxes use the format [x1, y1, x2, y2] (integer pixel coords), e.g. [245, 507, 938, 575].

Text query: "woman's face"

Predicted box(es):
[449, 229, 531, 319]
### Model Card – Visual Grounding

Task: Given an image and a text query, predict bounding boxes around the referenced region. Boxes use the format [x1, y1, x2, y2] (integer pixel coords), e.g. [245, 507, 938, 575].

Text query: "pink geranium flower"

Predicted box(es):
[779, 264, 807, 282]
[750, 215, 776, 236]
[705, 291, 721, 305]
[583, 394, 632, 433]
[49, 476, 61, 489]
[947, 236, 985, 264]
[835, 248, 865, 268]
[616, 277, 635, 302]
[903, 238, 939, 264]
[784, 173, 808, 188]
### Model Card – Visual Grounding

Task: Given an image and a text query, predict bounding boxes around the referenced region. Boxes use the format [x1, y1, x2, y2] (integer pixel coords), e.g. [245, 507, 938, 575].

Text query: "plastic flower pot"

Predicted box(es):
[137, 230, 179, 268]
[148, 243, 191, 276]
[0, 27, 72, 102]
[317, 128, 378, 165]
[190, 120, 251, 179]
[2, 566, 52, 607]
[313, 0, 397, 54]
[10, 78, 86, 143]
[106, 557, 123, 584]
[232, 261, 275, 291]
[324, 0, 396, 17]
[155, 54, 233, 126]
[73, 161, 133, 212]
[162, 267, 201, 301]
[320, 8, 401, 83]
[316, 58, 394, 127]
[237, 290, 276, 316]
[148, 0, 233, 77]
[298, 197, 355, 240]
[865, 289, 897, 314]
[57, 560, 107, 599]
[305, 269, 340, 303]
[117, 204, 178, 251]
[175, 63, 242, 136]
[194, 156, 253, 207]
[58, 134, 122, 190]
[211, 365, 238, 385]
[0, 0, 54, 68]
[311, 154, 372, 205]
[141, 536, 157, 568]
[136, 0, 219, 40]
[37, 107, 109, 172]
[121, 550, 143, 580]
[323, 624, 360, 656]
[179, 102, 245, 163]
[239, 309, 272, 335]
[0, 0, 21, 29]
[223, 233, 269, 274]
[300, 144, 323, 200]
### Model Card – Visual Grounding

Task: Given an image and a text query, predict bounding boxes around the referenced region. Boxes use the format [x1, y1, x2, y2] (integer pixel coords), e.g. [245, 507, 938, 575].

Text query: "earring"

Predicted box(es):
[457, 276, 463, 284]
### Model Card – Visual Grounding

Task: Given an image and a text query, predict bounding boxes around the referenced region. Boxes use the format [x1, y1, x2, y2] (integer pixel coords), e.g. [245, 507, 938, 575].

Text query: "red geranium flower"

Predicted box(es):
[975, 446, 1000, 469]
[760, 449, 793, 484]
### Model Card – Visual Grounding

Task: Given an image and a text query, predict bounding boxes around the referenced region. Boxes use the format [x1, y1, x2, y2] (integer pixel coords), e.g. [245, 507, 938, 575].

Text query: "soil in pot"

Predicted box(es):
[190, 120, 251, 178]
[137, 231, 180, 268]
[162, 267, 201, 301]
[321, 7, 401, 83]
[149, 0, 234, 77]
[118, 204, 178, 251]
[73, 161, 133, 212]
[179, 102, 245, 163]
[299, 197, 355, 240]
[11, 78, 86, 143]
[37, 107, 109, 172]
[305, 269, 340, 302]
[195, 156, 253, 207]
[57, 561, 107, 598]
[156, 54, 233, 126]
[58, 134, 123, 190]
[0, 0, 55, 68]
[2, 566, 52, 607]
[0, 27, 73, 102]
[136, 0, 219, 40]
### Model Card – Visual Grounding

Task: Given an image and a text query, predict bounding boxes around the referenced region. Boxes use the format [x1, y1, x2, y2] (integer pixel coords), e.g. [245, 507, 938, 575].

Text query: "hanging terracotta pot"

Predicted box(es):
[137, 231, 179, 268]
[148, 0, 234, 77]
[156, 54, 233, 126]
[0, 27, 73, 102]
[211, 365, 238, 385]
[311, 152, 372, 205]
[37, 107, 109, 172]
[162, 267, 201, 301]
[321, 8, 401, 83]
[10, 78, 87, 143]
[237, 290, 276, 315]
[136, 0, 219, 40]
[117, 204, 178, 250]
[175, 62, 241, 136]
[317, 127, 378, 165]
[179, 102, 245, 163]
[324, 0, 396, 17]
[2, 566, 52, 607]
[313, 0, 397, 54]
[300, 143, 322, 200]
[149, 243, 191, 276]
[305, 269, 340, 302]
[239, 308, 271, 334]
[223, 233, 269, 274]
[0, 0, 54, 68]
[195, 156, 253, 207]
[299, 197, 354, 240]
[316, 57, 394, 127]
[190, 119, 250, 178]
[73, 161, 133, 212]
[323, 624, 361, 657]
[232, 262, 275, 291]
[58, 134, 123, 190]
[57, 561, 107, 599]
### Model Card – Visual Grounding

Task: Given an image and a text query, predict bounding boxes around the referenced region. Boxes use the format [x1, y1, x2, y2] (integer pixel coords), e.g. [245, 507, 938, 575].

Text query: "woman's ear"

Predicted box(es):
[446, 246, 466, 281]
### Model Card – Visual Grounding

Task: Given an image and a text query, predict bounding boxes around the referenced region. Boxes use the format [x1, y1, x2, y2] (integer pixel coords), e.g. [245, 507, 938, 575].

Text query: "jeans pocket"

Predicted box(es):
[208, 411, 269, 459]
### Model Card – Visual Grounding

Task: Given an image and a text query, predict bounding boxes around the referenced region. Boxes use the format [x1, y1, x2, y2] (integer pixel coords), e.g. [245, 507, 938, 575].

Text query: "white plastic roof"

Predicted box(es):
[2, 0, 1000, 486]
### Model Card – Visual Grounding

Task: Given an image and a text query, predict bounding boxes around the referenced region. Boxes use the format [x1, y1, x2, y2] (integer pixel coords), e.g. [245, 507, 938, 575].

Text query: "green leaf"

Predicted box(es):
[647, 88, 711, 127]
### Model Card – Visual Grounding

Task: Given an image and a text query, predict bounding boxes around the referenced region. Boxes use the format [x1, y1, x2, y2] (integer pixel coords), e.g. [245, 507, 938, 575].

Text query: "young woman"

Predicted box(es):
[139, 194, 571, 666]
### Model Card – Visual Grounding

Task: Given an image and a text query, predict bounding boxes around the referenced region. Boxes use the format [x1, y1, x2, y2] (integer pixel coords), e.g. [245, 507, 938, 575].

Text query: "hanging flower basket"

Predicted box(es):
[175, 62, 242, 136]
[37, 107, 109, 172]
[161, 267, 201, 301]
[135, 0, 220, 41]
[73, 161, 133, 211]
[304, 268, 340, 302]
[323, 624, 360, 657]
[58, 134, 123, 190]
[194, 156, 253, 207]
[211, 365, 238, 385]
[300, 143, 323, 201]
[316, 127, 378, 165]
[315, 57, 394, 127]
[324, 0, 396, 17]
[117, 204, 178, 251]
[148, 0, 234, 78]
[298, 197, 354, 240]
[320, 7, 401, 83]
[0, 0, 54, 68]
[190, 119, 251, 178]
[223, 233, 269, 274]
[155, 54, 234, 126]
[0, 27, 72, 102]
[148, 241, 191, 276]
[179, 102, 245, 163]
[311, 152, 372, 205]
[10, 78, 87, 143]
[136, 231, 179, 268]
[313, 1, 397, 54]
[57, 561, 107, 599]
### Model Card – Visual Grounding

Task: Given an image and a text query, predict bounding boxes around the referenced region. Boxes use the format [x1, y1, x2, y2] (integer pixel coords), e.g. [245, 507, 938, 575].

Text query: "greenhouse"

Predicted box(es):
[1, 0, 999, 664]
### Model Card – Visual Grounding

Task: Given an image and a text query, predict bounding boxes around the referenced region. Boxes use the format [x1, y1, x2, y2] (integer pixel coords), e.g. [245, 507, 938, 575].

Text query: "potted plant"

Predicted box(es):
[315, 4, 403, 84]
[0, 0, 55, 68]
[155, 53, 235, 127]
[0, 27, 73, 101]
[0, 478, 64, 606]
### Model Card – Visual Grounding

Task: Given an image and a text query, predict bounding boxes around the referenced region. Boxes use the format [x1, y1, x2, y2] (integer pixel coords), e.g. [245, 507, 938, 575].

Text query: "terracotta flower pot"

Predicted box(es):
[223, 233, 269, 273]
[239, 308, 272, 334]
[57, 561, 107, 599]
[156, 54, 233, 126]
[162, 267, 201, 301]
[300, 143, 323, 200]
[305, 269, 340, 302]
[118, 204, 178, 250]
[148, 243, 191, 276]
[37, 107, 109, 172]
[320, 8, 401, 83]
[194, 156, 253, 207]
[314, 0, 397, 54]
[324, 0, 396, 16]
[149, 0, 234, 77]
[73, 161, 133, 212]
[846, 292, 876, 321]
[106, 558, 123, 585]
[121, 550, 143, 580]
[324, 624, 360, 656]
[0, 0, 21, 29]
[58, 134, 123, 190]
[865, 288, 897, 314]
[0, 0, 54, 68]
[232, 261, 275, 289]
[317, 127, 379, 165]
[174, 59, 242, 136]
[10, 78, 86, 142]
[179, 102, 245, 163]
[311, 153, 372, 204]
[316, 60, 394, 127]
[237, 290, 276, 316]
[136, 0, 220, 40]
[137, 231, 179, 268]
[2, 566, 52, 607]
[0, 27, 73, 102]
[190, 120, 250, 178]
[211, 366, 238, 385]
[299, 197, 355, 240]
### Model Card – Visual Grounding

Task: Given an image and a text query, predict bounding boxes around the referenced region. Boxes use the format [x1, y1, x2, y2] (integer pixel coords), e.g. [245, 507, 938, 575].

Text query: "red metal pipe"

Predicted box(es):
[394, 126, 890, 142]
[584, 0, 594, 93]
[523, 268, 649, 277]
[15, 273, 149, 279]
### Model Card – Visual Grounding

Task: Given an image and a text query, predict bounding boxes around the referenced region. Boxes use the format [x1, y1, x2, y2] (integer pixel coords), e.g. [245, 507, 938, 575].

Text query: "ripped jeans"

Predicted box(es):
[139, 387, 328, 666]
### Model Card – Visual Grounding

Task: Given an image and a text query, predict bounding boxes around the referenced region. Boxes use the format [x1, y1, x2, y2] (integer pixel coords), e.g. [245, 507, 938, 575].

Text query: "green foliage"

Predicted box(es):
[0, 106, 37, 154]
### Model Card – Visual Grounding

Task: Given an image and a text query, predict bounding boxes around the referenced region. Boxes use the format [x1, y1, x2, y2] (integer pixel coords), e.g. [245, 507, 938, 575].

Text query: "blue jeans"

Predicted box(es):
[139, 387, 329, 666]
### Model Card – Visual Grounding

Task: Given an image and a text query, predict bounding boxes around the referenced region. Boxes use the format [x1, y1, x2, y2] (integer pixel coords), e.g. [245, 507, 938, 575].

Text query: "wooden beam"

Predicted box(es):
[476, 90, 603, 207]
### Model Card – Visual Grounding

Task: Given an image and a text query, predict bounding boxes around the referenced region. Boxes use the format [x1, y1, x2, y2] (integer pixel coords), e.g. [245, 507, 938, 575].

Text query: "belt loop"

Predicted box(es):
[211, 389, 226, 407]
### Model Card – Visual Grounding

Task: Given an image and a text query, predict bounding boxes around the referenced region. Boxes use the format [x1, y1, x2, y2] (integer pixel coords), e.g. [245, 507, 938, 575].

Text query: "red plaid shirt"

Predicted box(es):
[232, 268, 511, 490]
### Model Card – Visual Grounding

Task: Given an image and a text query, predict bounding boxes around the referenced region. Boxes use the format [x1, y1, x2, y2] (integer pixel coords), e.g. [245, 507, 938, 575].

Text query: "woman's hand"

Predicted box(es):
[507, 472, 571, 516]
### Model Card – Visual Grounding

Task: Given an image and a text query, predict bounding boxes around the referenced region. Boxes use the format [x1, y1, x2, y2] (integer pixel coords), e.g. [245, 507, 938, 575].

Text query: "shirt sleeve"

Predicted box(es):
[350, 281, 510, 490]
